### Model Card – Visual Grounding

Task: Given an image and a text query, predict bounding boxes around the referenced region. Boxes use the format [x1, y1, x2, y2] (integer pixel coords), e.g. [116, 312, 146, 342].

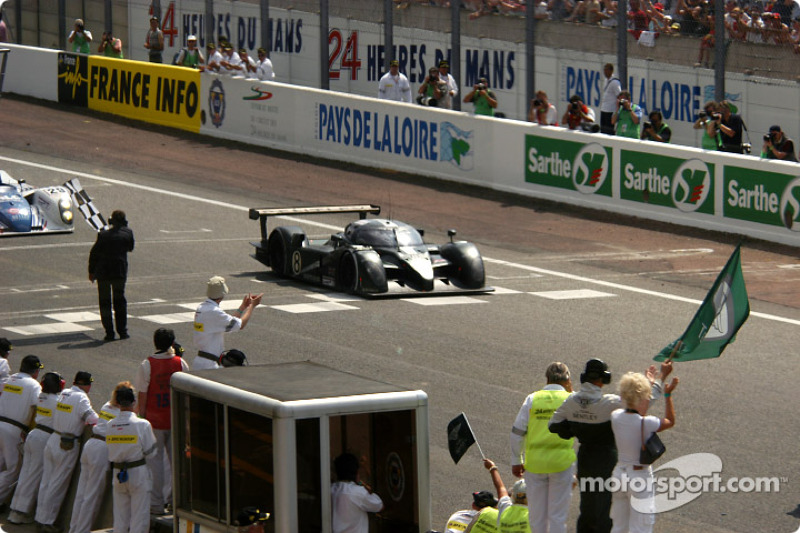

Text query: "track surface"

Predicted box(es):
[1, 96, 799, 533]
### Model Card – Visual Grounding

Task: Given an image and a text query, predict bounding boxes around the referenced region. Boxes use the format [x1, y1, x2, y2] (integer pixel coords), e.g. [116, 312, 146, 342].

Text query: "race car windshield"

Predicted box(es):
[355, 227, 423, 247]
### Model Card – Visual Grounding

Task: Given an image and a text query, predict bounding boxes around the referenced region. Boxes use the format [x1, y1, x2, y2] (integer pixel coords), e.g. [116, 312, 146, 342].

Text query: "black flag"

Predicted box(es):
[447, 413, 476, 464]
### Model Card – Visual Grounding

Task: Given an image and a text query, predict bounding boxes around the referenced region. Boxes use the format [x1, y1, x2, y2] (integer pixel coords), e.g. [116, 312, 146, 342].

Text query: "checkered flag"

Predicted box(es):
[64, 178, 107, 232]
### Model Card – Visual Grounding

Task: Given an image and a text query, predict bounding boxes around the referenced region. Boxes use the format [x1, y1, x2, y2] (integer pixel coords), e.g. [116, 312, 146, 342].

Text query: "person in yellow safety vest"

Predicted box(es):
[461, 490, 499, 533]
[509, 362, 576, 533]
[480, 457, 531, 533]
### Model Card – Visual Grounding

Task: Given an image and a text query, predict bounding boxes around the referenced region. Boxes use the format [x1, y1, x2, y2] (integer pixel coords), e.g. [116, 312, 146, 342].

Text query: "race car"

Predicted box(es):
[249, 204, 488, 295]
[0, 170, 76, 235]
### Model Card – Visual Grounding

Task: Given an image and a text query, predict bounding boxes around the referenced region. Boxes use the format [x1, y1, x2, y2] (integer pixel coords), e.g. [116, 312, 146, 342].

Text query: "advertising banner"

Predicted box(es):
[724, 165, 799, 229]
[88, 57, 201, 132]
[620, 150, 714, 214]
[524, 133, 613, 197]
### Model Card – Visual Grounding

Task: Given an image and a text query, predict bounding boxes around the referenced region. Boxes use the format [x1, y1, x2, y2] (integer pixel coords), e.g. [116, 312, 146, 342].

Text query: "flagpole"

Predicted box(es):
[666, 340, 683, 363]
[461, 412, 486, 460]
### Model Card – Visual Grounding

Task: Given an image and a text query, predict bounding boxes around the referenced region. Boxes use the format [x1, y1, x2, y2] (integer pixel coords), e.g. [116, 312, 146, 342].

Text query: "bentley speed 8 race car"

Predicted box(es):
[0, 170, 76, 236]
[249, 205, 489, 296]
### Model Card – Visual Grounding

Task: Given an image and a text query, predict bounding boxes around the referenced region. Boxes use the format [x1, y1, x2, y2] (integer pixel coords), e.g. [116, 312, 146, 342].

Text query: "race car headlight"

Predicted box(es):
[58, 194, 74, 223]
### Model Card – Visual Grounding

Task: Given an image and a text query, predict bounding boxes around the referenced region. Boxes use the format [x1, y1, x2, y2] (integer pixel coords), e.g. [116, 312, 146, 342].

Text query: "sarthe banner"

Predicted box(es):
[654, 245, 750, 362]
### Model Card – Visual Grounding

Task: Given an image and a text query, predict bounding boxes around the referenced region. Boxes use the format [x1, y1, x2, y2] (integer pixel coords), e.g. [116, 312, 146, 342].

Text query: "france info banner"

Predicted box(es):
[524, 134, 612, 196]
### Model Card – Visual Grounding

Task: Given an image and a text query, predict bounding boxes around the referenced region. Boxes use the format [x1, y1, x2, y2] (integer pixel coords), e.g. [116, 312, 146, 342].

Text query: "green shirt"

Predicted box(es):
[72, 33, 91, 54]
[615, 104, 642, 139]
[103, 39, 124, 59]
[472, 90, 496, 117]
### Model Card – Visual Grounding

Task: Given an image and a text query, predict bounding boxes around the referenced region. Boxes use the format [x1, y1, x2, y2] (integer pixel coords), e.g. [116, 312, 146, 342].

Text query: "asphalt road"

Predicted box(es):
[1, 96, 799, 533]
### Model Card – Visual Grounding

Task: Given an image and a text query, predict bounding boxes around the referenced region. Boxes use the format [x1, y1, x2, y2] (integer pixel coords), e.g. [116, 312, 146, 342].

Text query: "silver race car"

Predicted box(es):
[0, 170, 76, 236]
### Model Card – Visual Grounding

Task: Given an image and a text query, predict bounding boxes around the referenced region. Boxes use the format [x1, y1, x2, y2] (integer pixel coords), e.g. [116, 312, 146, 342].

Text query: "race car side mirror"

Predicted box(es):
[447, 229, 457, 243]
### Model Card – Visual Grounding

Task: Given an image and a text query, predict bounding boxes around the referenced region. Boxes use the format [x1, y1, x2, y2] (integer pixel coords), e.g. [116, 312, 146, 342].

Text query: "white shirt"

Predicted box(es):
[206, 50, 224, 71]
[601, 75, 622, 113]
[444, 509, 478, 532]
[0, 372, 42, 425]
[0, 358, 10, 387]
[95, 401, 121, 437]
[610, 409, 660, 466]
[257, 57, 275, 80]
[220, 51, 243, 76]
[331, 481, 383, 533]
[234, 55, 258, 78]
[107, 411, 157, 463]
[193, 299, 242, 367]
[54, 386, 98, 436]
[34, 392, 58, 429]
[378, 71, 412, 103]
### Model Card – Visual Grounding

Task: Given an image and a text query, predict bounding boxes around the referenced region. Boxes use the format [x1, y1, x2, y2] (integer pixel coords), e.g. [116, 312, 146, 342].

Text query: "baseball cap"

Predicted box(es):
[116, 386, 135, 406]
[207, 276, 229, 299]
[653, 2, 664, 9]
[188, 34, 197, 41]
[235, 507, 270, 526]
[439, 60, 450, 68]
[473, 490, 498, 508]
[151, 15, 159, 21]
[220, 349, 247, 367]
[0, 338, 12, 355]
[581, 359, 611, 384]
[770, 125, 781, 132]
[389, 59, 399, 67]
[20, 355, 43, 374]
[74, 371, 93, 386]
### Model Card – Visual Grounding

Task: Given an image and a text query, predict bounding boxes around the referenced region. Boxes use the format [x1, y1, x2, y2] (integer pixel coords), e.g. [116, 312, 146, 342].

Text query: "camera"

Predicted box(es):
[476, 83, 487, 91]
[76, 23, 84, 32]
[416, 94, 439, 107]
[712, 113, 722, 120]
[742, 142, 752, 154]
[698, 111, 708, 119]
[571, 101, 580, 111]
[532, 99, 542, 107]
[619, 99, 628, 107]
[643, 121, 652, 130]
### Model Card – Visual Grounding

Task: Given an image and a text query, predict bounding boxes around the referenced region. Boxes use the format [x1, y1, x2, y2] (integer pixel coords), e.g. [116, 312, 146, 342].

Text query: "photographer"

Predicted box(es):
[68, 19, 92, 54]
[611, 90, 643, 139]
[640, 110, 671, 142]
[528, 90, 558, 125]
[561, 94, 597, 131]
[761, 125, 798, 161]
[98, 30, 123, 59]
[464, 77, 498, 117]
[694, 101, 722, 150]
[718, 100, 746, 153]
[417, 67, 449, 108]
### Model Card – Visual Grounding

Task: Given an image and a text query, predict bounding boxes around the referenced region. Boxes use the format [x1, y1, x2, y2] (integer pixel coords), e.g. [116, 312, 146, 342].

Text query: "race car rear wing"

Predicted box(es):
[248, 204, 381, 242]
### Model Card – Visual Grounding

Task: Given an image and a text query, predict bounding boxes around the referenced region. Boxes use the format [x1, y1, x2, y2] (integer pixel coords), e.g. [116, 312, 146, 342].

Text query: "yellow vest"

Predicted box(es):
[471, 507, 499, 533]
[524, 389, 575, 474]
[499, 504, 530, 533]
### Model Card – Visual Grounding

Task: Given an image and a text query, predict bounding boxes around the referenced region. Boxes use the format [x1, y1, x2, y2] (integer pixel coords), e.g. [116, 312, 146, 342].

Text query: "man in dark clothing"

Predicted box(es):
[88, 210, 134, 341]
[718, 100, 746, 153]
[761, 124, 797, 162]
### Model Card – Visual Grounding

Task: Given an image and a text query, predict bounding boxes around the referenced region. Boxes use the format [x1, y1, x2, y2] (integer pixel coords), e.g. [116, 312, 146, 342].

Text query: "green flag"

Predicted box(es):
[654, 245, 750, 362]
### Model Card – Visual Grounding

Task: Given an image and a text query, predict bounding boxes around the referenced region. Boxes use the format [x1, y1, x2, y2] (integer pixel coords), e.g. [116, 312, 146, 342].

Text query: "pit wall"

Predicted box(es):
[4, 42, 800, 247]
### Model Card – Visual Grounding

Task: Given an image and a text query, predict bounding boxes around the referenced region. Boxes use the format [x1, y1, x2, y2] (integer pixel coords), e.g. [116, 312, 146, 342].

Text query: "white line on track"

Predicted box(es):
[3, 156, 800, 327]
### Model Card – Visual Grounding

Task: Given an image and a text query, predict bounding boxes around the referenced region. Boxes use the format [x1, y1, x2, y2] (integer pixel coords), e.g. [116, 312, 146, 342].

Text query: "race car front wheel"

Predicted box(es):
[338, 251, 360, 293]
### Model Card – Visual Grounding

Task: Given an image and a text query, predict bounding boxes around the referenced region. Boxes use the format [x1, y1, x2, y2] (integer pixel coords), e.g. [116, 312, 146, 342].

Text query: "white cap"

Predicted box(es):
[207, 276, 229, 299]
[188, 34, 197, 41]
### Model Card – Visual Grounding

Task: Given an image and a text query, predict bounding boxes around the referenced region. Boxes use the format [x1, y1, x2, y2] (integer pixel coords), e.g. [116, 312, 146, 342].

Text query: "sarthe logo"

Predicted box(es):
[572, 143, 608, 194]
[779, 177, 800, 231]
[672, 159, 711, 212]
[244, 86, 273, 101]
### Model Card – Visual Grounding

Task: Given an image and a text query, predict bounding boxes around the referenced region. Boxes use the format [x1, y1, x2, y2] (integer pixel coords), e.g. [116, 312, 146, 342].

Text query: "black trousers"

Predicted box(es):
[97, 277, 127, 336]
[600, 111, 615, 136]
[576, 447, 617, 533]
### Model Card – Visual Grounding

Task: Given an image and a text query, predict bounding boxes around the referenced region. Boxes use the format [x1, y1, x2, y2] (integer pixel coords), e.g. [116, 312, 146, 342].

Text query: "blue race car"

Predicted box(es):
[0, 170, 76, 236]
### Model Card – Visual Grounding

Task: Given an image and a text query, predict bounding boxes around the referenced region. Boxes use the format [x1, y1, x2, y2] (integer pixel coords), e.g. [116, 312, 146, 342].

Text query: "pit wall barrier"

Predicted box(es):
[3, 42, 800, 247]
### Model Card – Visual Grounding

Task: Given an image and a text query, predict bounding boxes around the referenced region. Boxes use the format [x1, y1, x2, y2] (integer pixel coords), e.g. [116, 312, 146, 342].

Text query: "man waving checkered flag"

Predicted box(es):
[64, 178, 107, 231]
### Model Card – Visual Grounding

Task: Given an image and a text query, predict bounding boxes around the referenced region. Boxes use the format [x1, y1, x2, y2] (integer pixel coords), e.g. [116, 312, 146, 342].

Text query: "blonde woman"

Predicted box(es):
[609, 372, 678, 533]
[67, 382, 130, 533]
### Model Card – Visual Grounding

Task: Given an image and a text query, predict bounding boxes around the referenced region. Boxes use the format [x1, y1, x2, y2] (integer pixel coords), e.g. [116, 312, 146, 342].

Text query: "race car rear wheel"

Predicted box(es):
[338, 251, 360, 293]
[268, 226, 305, 276]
